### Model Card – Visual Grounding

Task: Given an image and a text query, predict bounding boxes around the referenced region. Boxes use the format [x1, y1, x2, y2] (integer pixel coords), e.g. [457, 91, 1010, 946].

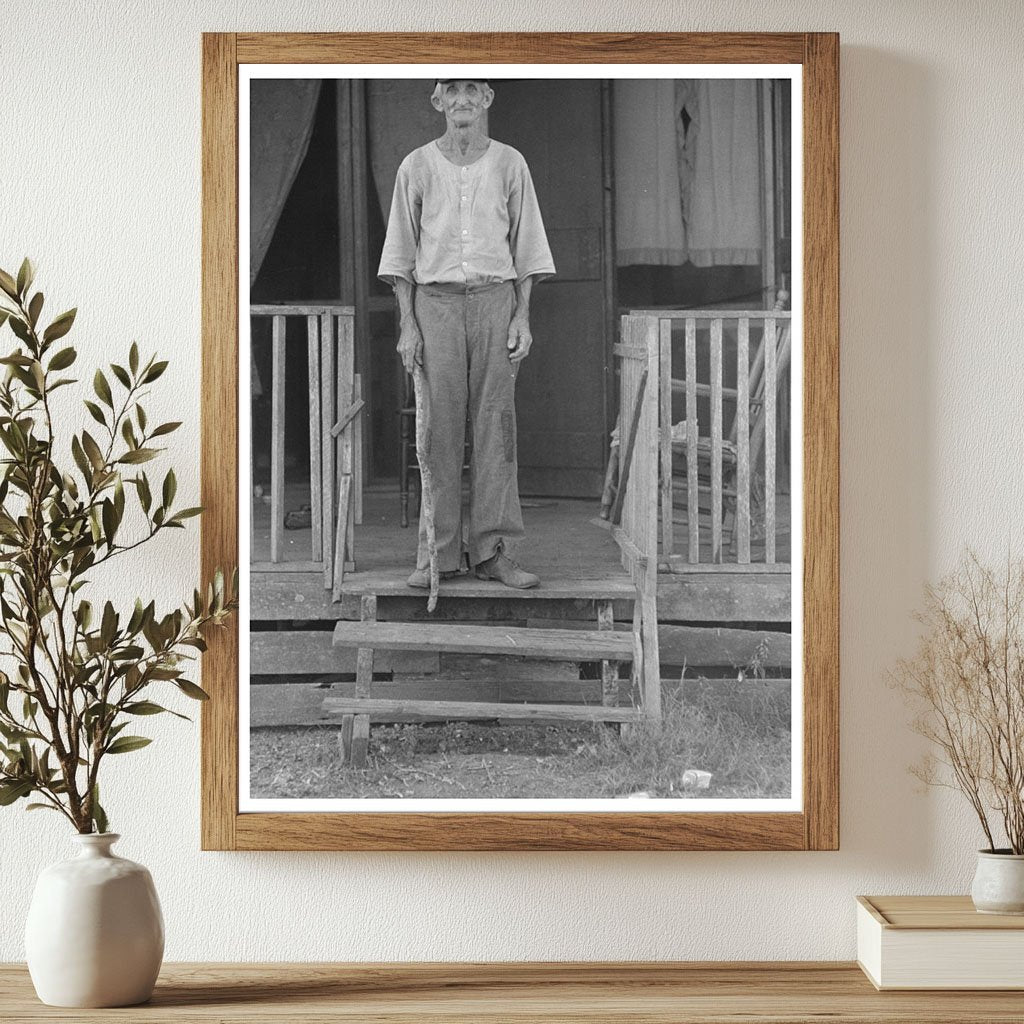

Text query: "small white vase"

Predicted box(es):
[971, 849, 1024, 915]
[25, 833, 164, 1007]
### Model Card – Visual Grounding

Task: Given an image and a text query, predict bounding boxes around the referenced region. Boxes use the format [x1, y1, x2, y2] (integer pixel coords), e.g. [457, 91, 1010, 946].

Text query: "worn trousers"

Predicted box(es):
[414, 280, 524, 571]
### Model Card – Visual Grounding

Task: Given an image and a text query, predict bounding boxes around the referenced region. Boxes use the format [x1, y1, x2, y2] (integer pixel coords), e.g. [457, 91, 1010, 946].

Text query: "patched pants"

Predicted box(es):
[414, 280, 524, 571]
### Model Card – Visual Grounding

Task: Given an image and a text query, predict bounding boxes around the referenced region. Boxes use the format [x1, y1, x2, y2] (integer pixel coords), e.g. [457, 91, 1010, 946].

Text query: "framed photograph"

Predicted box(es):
[201, 32, 838, 851]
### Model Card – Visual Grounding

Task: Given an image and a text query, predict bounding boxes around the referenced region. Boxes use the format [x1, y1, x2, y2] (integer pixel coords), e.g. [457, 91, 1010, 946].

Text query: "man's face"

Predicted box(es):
[431, 80, 493, 127]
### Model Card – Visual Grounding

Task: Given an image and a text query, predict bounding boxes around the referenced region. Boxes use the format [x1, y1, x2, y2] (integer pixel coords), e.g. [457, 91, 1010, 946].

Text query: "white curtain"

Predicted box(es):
[614, 80, 687, 266]
[676, 80, 762, 267]
[614, 80, 762, 268]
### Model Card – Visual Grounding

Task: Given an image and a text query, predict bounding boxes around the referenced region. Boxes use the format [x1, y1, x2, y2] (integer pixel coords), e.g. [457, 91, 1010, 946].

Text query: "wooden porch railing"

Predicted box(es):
[249, 304, 360, 596]
[624, 309, 792, 573]
[610, 314, 661, 720]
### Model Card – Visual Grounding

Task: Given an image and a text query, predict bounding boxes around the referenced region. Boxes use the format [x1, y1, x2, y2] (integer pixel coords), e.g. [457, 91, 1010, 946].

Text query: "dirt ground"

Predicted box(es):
[250, 679, 792, 801]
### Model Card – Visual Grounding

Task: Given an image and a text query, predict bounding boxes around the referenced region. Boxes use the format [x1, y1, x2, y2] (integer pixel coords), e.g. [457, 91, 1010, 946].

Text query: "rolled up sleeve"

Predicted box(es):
[508, 160, 556, 283]
[378, 158, 420, 286]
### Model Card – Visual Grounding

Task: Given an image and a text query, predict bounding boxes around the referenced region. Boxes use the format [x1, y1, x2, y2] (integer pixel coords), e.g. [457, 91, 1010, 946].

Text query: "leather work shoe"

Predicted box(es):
[406, 567, 460, 589]
[474, 551, 540, 589]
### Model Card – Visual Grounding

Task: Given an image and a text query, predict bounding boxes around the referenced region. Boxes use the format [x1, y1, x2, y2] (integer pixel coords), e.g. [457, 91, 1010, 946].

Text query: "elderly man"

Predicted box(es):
[379, 79, 555, 590]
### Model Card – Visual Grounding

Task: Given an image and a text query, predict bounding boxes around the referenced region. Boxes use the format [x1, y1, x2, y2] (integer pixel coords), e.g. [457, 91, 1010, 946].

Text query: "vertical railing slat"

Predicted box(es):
[337, 314, 356, 568]
[306, 315, 322, 563]
[644, 316, 658, 565]
[270, 315, 286, 563]
[736, 317, 751, 563]
[320, 312, 335, 589]
[764, 316, 777, 564]
[685, 318, 699, 563]
[710, 318, 723, 563]
[659, 318, 673, 560]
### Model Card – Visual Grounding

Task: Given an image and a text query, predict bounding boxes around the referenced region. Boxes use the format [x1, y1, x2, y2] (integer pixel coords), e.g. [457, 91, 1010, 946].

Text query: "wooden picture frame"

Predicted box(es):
[201, 32, 838, 851]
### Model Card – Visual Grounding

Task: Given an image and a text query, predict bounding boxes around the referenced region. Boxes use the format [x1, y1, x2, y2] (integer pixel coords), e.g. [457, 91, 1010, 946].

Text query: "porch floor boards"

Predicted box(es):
[252, 484, 631, 594]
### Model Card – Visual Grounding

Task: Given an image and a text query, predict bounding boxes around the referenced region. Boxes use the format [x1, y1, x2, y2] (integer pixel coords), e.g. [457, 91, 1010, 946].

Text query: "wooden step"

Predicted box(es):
[322, 696, 643, 723]
[332, 621, 635, 661]
[336, 570, 636, 602]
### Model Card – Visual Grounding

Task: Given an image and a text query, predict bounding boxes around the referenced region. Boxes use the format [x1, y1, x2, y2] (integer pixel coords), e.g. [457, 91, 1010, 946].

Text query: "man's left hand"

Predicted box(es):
[507, 316, 533, 364]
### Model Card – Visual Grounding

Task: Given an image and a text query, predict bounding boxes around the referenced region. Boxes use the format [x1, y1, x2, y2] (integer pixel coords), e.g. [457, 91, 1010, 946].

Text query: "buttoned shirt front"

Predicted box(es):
[378, 140, 556, 288]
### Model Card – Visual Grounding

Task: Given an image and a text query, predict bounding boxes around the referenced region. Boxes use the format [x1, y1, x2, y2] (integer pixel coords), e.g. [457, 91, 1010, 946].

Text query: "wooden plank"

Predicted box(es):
[659, 624, 791, 669]
[331, 474, 353, 601]
[307, 315, 322, 562]
[608, 366, 648, 526]
[250, 303, 354, 317]
[353, 373, 363, 525]
[339, 314, 356, 564]
[661, 557, 790, 575]
[659, 319, 673, 559]
[270, 315, 286, 563]
[436, 654, 581, 682]
[323, 696, 644, 723]
[528, 620, 791, 671]
[643, 315, 660, 568]
[333, 622, 635, 660]
[12, 958, 1024, 1020]
[338, 570, 635, 601]
[685, 316, 699, 563]
[251, 560, 325, 574]
[250, 572, 635, 622]
[251, 679, 614, 727]
[350, 81, 372, 498]
[348, 714, 370, 763]
[640, 578, 661, 721]
[356, 594, 376, 698]
[672, 379, 752, 402]
[250, 630, 439, 676]
[612, 342, 647, 359]
[710, 318, 723, 563]
[597, 600, 618, 707]
[765, 316, 777, 563]
[330, 397, 365, 438]
[658, 575, 792, 623]
[199, 30, 239, 852]
[803, 29, 841, 853]
[629, 307, 793, 320]
[320, 311, 335, 589]
[736, 316, 751, 562]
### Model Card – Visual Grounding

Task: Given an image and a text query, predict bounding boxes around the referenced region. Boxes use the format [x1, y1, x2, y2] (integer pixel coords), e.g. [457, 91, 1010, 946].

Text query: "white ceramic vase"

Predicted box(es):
[25, 833, 164, 1007]
[971, 850, 1024, 915]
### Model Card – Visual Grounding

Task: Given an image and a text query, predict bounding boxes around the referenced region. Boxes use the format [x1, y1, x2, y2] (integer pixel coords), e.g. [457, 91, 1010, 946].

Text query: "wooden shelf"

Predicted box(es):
[3, 962, 1024, 1022]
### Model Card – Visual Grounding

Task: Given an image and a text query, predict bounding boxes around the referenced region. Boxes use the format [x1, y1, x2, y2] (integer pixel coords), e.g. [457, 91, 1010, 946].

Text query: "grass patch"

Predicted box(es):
[250, 678, 791, 801]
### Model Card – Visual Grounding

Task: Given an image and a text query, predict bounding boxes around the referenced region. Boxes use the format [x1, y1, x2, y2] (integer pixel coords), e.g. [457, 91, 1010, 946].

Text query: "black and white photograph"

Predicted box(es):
[240, 66, 801, 811]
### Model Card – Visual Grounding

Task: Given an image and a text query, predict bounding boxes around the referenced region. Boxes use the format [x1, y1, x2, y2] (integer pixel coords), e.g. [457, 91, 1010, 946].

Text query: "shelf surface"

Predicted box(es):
[3, 962, 1024, 1022]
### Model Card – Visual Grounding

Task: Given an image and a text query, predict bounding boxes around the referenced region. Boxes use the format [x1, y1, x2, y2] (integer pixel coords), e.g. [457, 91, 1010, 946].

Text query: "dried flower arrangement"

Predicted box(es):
[895, 552, 1024, 854]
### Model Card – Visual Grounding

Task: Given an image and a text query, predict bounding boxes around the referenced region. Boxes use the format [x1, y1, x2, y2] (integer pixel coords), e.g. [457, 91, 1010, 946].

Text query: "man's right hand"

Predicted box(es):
[397, 318, 424, 375]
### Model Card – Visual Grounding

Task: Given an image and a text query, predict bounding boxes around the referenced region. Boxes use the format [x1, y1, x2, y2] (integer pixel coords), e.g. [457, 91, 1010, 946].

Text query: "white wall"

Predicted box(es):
[2, 0, 1022, 961]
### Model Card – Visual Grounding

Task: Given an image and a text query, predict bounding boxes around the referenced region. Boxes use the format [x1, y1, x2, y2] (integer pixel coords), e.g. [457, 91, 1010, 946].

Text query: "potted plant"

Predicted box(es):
[895, 552, 1024, 914]
[0, 260, 236, 1005]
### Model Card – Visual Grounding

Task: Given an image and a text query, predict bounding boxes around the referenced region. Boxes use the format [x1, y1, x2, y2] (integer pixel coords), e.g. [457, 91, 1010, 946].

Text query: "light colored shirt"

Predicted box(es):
[378, 140, 556, 288]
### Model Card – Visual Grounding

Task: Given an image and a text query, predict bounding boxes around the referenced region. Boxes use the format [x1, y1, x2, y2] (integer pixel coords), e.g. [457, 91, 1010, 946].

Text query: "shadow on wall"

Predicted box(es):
[838, 48, 942, 870]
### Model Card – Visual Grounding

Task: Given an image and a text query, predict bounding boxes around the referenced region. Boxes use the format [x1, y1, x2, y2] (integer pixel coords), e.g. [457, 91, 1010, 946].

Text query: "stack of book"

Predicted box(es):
[857, 895, 1024, 990]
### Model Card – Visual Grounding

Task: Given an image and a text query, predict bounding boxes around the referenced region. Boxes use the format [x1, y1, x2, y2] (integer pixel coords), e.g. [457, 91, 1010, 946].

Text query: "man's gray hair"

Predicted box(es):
[431, 79, 491, 103]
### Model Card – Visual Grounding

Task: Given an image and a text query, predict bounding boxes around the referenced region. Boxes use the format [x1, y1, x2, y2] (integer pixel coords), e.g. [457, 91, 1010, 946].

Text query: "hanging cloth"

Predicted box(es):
[249, 79, 323, 285]
[613, 80, 687, 267]
[676, 80, 762, 267]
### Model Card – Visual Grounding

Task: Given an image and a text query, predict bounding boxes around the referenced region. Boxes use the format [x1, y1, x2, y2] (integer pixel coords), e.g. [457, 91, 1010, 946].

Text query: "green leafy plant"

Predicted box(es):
[0, 259, 236, 833]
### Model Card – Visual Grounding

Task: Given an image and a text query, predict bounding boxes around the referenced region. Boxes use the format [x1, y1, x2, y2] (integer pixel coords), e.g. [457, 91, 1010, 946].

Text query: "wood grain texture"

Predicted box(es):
[200, 32, 238, 852]
[3, 962, 1021, 1023]
[861, 896, 1024, 930]
[801, 32, 841, 852]
[201, 31, 838, 851]
[332, 621, 635, 660]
